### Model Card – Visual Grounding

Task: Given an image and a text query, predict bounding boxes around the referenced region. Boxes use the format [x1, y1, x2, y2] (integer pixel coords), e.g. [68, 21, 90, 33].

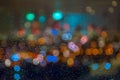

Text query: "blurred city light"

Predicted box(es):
[52, 11, 63, 21]
[62, 32, 72, 41]
[11, 54, 20, 62]
[46, 55, 58, 63]
[14, 73, 21, 80]
[104, 62, 111, 70]
[26, 12, 35, 21]
[39, 15, 46, 23]
[91, 63, 99, 70]
[14, 65, 21, 72]
[4, 59, 11, 67]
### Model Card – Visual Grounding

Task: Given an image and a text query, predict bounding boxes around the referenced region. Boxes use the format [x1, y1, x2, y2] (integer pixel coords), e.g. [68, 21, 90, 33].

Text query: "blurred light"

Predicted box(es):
[44, 27, 52, 35]
[63, 23, 70, 31]
[104, 62, 111, 70]
[32, 21, 39, 29]
[4, 59, 11, 67]
[17, 29, 25, 37]
[46, 55, 58, 63]
[44, 36, 53, 45]
[53, 50, 59, 56]
[86, 6, 92, 13]
[60, 44, 67, 52]
[52, 11, 63, 21]
[46, 55, 52, 62]
[91, 63, 99, 70]
[39, 50, 46, 56]
[98, 40, 105, 48]
[11, 54, 20, 62]
[68, 42, 79, 52]
[62, 32, 72, 41]
[105, 48, 113, 55]
[50, 56, 58, 63]
[67, 58, 74, 66]
[63, 50, 70, 58]
[40, 60, 47, 67]
[54, 22, 60, 29]
[26, 12, 35, 21]
[51, 29, 59, 36]
[39, 15, 46, 23]
[33, 58, 40, 65]
[112, 0, 117, 7]
[108, 7, 114, 13]
[14, 65, 21, 72]
[27, 34, 35, 41]
[92, 48, 99, 55]
[24, 22, 31, 28]
[101, 31, 107, 38]
[14, 73, 20, 80]
[37, 54, 44, 62]
[38, 37, 45, 45]
[86, 48, 92, 55]
[99, 48, 103, 55]
[32, 29, 40, 35]
[80, 35, 88, 44]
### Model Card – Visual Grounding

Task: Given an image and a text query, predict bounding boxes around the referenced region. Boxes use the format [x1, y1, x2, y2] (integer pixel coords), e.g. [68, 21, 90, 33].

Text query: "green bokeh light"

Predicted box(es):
[26, 13, 35, 21]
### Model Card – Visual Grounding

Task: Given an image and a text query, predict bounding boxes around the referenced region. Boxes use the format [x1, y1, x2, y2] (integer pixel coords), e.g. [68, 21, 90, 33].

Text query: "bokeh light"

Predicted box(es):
[14, 73, 21, 80]
[4, 59, 11, 67]
[104, 62, 111, 70]
[68, 42, 79, 52]
[92, 48, 99, 55]
[39, 15, 46, 23]
[11, 54, 20, 62]
[46, 55, 58, 63]
[33, 58, 40, 65]
[91, 63, 99, 70]
[39, 50, 46, 56]
[108, 7, 114, 13]
[63, 23, 70, 31]
[86, 48, 92, 55]
[26, 12, 35, 21]
[24, 22, 31, 28]
[53, 50, 60, 56]
[67, 58, 74, 66]
[62, 32, 72, 41]
[105, 48, 113, 55]
[63, 50, 70, 58]
[38, 37, 45, 45]
[17, 29, 26, 38]
[14, 65, 21, 72]
[98, 40, 105, 48]
[52, 11, 63, 21]
[80, 35, 88, 44]
[86, 6, 93, 13]
[51, 29, 59, 36]
[27, 34, 35, 41]
[112, 0, 117, 7]
[40, 60, 47, 67]
[37, 54, 44, 62]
